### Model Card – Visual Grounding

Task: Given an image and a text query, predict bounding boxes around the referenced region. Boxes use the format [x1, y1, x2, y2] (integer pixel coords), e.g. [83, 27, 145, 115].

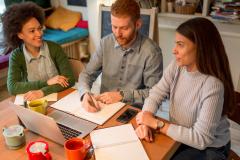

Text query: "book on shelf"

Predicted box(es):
[210, 0, 240, 22]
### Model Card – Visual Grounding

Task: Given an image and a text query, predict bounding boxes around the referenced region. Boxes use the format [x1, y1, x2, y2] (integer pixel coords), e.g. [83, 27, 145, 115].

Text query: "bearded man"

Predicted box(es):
[79, 0, 163, 112]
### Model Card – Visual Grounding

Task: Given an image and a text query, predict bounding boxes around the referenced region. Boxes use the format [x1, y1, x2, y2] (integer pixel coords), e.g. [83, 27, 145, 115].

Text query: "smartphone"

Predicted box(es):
[116, 108, 138, 123]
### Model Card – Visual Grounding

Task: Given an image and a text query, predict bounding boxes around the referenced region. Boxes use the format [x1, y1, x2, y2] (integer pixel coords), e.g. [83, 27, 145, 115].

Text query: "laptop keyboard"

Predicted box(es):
[57, 123, 82, 140]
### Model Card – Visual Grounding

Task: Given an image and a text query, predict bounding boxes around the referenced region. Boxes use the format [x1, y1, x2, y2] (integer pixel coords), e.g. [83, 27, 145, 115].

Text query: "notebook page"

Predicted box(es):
[74, 102, 125, 125]
[50, 90, 81, 113]
[51, 90, 125, 125]
[94, 140, 149, 160]
[90, 124, 149, 160]
[90, 124, 138, 148]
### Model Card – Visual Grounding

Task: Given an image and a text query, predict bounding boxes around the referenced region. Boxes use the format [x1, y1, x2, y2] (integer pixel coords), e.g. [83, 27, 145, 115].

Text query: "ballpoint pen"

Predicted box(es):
[87, 93, 99, 111]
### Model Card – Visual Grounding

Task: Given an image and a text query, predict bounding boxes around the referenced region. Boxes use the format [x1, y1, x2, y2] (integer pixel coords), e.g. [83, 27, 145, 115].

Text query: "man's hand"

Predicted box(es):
[24, 90, 44, 101]
[136, 111, 158, 129]
[95, 91, 122, 104]
[135, 125, 153, 142]
[47, 75, 69, 87]
[82, 93, 101, 112]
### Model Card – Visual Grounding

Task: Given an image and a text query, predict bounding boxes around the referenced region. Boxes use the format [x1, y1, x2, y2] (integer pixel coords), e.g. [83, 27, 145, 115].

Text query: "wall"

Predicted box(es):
[86, 0, 100, 54]
[86, 0, 114, 54]
[0, 0, 5, 14]
[87, 0, 113, 92]
[51, 0, 88, 20]
[222, 35, 240, 91]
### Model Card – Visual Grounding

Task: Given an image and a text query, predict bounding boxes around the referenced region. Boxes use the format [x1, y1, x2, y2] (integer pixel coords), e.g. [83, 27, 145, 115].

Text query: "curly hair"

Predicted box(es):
[1, 2, 45, 49]
[111, 0, 140, 22]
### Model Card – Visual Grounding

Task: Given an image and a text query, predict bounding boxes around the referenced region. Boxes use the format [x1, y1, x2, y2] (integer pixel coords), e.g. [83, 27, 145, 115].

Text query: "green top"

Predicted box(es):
[7, 41, 75, 96]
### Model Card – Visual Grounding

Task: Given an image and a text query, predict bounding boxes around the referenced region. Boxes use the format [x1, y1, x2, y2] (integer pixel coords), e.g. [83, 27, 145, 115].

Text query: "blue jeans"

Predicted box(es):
[171, 142, 230, 160]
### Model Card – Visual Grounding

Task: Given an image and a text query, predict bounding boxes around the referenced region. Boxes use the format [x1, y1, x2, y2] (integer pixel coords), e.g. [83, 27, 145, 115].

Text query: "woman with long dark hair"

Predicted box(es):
[135, 17, 235, 159]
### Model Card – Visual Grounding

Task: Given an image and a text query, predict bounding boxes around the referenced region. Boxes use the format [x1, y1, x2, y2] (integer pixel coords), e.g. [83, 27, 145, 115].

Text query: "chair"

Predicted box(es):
[98, 4, 159, 43]
[228, 91, 240, 160]
[68, 59, 85, 82]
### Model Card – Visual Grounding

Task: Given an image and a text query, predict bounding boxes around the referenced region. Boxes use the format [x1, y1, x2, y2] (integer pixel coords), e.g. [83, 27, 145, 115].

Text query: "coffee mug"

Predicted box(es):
[2, 124, 25, 149]
[64, 138, 91, 160]
[28, 99, 48, 115]
[26, 141, 52, 160]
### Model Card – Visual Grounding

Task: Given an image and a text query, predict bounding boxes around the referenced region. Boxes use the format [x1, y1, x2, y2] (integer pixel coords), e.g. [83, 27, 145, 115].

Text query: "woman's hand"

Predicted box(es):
[135, 125, 153, 142]
[136, 111, 158, 129]
[47, 75, 69, 87]
[24, 90, 44, 101]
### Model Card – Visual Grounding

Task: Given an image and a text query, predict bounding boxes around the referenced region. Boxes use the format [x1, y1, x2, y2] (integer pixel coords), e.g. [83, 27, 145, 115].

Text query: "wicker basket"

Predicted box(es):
[175, 3, 196, 15]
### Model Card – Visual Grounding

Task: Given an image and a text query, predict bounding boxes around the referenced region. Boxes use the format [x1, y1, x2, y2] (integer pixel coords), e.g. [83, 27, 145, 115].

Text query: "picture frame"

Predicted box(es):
[67, 0, 87, 7]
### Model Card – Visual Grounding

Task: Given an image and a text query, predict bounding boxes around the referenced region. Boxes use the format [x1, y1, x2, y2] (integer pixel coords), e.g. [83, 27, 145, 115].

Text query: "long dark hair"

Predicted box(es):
[1, 2, 45, 49]
[176, 17, 235, 116]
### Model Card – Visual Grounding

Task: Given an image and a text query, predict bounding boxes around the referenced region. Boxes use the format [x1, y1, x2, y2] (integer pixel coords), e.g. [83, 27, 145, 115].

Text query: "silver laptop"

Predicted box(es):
[9, 102, 97, 145]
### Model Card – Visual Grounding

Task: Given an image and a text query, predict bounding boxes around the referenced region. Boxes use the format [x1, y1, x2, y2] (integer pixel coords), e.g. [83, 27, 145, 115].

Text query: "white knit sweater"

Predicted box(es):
[143, 60, 230, 150]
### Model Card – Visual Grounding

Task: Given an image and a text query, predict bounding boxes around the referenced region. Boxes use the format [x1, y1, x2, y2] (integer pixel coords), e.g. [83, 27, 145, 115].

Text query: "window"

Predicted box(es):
[0, 0, 5, 14]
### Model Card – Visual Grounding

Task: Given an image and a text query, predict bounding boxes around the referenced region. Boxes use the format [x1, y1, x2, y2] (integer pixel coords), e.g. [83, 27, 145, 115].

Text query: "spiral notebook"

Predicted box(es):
[90, 124, 149, 160]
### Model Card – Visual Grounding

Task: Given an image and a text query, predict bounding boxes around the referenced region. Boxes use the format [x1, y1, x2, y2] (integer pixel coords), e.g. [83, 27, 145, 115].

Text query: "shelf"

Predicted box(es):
[158, 12, 203, 19]
[160, 0, 210, 16]
[158, 13, 240, 38]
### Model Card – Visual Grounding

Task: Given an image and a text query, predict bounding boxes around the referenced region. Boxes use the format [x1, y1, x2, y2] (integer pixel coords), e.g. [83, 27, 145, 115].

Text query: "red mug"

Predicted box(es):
[26, 141, 51, 160]
[64, 138, 91, 160]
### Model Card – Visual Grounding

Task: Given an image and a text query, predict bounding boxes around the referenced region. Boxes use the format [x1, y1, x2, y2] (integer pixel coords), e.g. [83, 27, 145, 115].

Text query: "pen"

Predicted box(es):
[87, 93, 99, 111]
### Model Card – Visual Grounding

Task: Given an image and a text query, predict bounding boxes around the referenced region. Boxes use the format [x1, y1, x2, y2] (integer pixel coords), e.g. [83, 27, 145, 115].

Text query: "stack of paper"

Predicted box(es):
[50, 90, 125, 125]
[14, 93, 58, 105]
[90, 124, 149, 160]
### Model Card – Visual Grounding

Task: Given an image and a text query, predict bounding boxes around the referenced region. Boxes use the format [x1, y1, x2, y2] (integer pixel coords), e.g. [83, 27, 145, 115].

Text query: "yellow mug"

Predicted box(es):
[28, 99, 48, 115]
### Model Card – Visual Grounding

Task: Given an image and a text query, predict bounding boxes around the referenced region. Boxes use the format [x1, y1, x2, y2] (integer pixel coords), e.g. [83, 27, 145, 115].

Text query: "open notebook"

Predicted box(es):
[50, 90, 125, 125]
[90, 124, 149, 160]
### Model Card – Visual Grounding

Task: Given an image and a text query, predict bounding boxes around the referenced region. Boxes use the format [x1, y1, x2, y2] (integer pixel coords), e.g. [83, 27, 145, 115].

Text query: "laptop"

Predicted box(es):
[9, 102, 98, 145]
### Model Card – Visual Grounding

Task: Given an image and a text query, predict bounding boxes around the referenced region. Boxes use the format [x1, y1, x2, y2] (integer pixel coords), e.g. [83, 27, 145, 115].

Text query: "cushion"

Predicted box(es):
[43, 27, 89, 45]
[75, 20, 88, 29]
[45, 6, 81, 31]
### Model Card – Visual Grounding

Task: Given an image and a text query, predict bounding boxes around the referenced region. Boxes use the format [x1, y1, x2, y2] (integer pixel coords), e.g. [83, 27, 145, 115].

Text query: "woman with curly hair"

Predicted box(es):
[1, 2, 74, 100]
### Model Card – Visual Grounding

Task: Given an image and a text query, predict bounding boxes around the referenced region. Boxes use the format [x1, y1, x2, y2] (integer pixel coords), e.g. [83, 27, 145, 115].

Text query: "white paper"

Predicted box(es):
[91, 124, 138, 148]
[90, 124, 149, 160]
[50, 90, 125, 125]
[14, 93, 58, 105]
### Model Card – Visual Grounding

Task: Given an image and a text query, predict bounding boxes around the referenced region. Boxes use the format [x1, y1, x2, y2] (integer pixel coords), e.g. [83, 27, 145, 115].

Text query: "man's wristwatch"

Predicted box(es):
[156, 120, 165, 129]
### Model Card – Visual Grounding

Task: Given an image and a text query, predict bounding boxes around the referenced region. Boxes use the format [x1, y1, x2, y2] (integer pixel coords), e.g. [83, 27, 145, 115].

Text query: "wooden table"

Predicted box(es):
[0, 88, 180, 160]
